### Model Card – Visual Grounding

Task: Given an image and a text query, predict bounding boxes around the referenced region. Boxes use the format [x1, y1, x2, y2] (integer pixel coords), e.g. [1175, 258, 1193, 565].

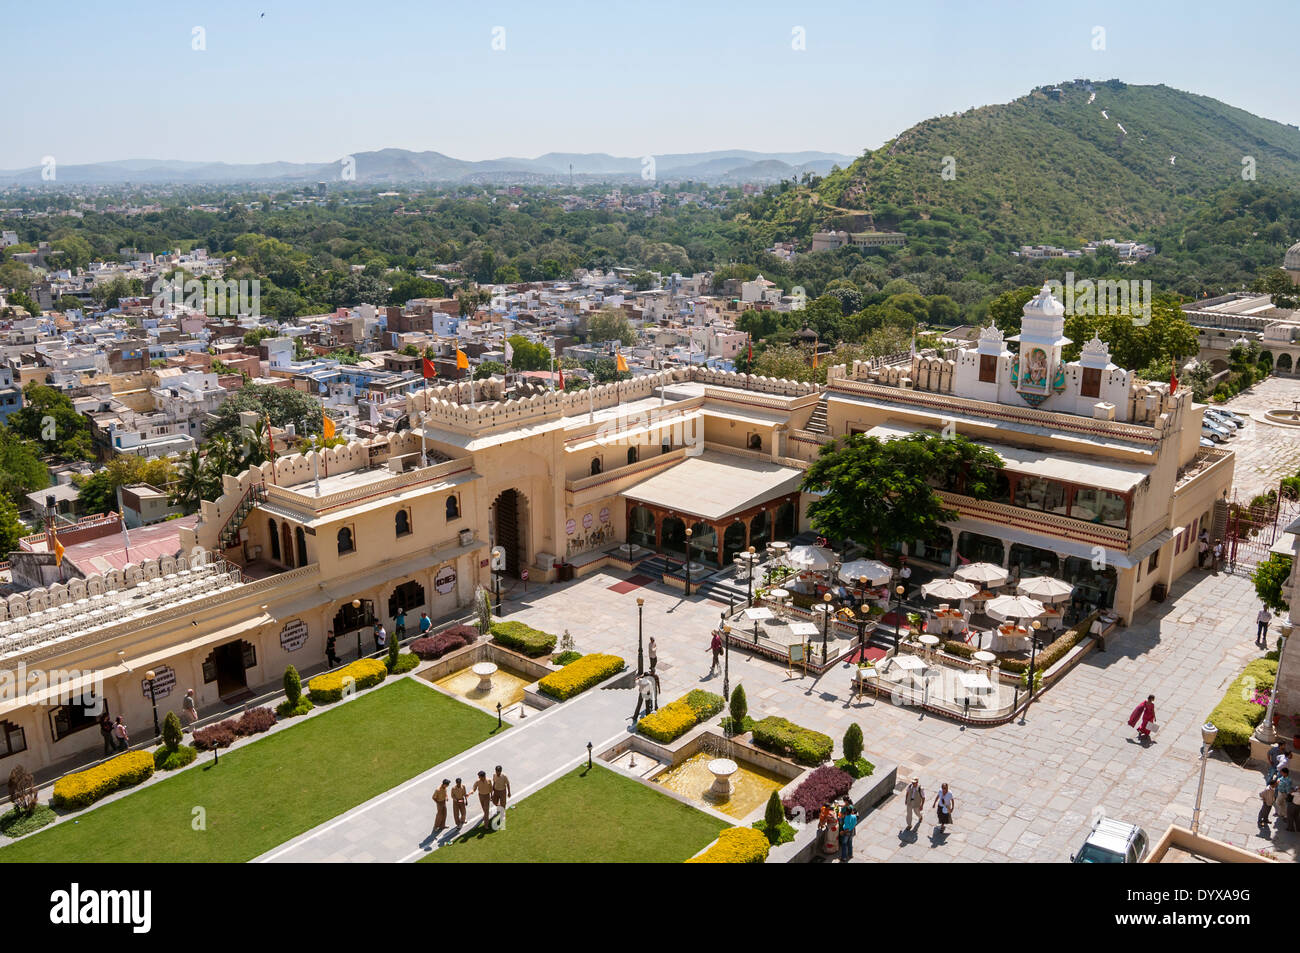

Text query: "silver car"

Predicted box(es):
[1071, 817, 1150, 863]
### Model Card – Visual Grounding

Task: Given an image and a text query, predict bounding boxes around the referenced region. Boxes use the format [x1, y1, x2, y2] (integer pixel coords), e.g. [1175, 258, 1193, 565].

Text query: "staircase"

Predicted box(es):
[217, 483, 267, 551]
[805, 395, 830, 435]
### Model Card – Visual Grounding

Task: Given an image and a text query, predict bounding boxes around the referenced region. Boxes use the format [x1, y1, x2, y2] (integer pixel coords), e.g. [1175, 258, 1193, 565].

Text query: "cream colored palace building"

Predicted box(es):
[0, 286, 1233, 773]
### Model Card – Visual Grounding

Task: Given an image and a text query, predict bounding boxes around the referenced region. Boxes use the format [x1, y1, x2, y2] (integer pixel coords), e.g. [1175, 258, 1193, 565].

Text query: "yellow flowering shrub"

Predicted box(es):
[686, 826, 770, 864]
[52, 750, 155, 810]
[637, 690, 724, 743]
[538, 653, 624, 701]
[307, 658, 388, 704]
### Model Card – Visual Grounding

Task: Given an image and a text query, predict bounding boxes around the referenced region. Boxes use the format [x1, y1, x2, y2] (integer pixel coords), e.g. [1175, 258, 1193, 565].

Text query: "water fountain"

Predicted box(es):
[707, 758, 739, 797]
[471, 661, 498, 692]
[654, 735, 788, 819]
[425, 661, 532, 713]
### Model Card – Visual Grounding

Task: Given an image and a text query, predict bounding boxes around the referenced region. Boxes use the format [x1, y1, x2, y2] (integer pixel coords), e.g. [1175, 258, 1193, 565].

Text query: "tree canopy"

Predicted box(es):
[8, 384, 94, 462]
[206, 383, 325, 440]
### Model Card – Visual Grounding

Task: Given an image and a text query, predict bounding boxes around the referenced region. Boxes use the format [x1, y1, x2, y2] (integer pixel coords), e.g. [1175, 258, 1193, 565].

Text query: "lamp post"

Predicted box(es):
[636, 596, 645, 676]
[856, 575, 869, 660]
[1026, 619, 1043, 702]
[586, 741, 593, 770]
[145, 669, 159, 740]
[722, 622, 732, 698]
[746, 545, 756, 606]
[684, 527, 693, 596]
[892, 584, 906, 652]
[352, 598, 363, 660]
[1191, 722, 1219, 835]
[821, 591, 833, 663]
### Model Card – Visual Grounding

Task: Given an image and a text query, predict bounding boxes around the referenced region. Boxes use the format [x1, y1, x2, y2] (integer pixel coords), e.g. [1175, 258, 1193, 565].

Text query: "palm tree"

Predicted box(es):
[171, 450, 205, 512]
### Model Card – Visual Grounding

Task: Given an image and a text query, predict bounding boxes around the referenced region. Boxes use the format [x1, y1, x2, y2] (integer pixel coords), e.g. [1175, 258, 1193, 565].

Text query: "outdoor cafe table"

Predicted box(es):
[787, 621, 820, 640]
[972, 650, 997, 670]
[918, 633, 940, 658]
[891, 652, 928, 688]
[958, 671, 995, 707]
[766, 589, 790, 623]
[932, 606, 963, 634]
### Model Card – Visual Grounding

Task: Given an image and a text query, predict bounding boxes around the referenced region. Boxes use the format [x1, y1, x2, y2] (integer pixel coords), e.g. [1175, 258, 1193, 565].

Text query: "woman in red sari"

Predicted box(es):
[1128, 694, 1156, 741]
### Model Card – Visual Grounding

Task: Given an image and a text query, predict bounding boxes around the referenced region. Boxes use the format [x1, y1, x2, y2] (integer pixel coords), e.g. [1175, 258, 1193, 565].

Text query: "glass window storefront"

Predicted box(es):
[911, 529, 953, 566]
[1070, 487, 1128, 527]
[629, 506, 656, 548]
[957, 531, 1004, 565]
[1009, 543, 1059, 578]
[1013, 476, 1067, 513]
[1062, 556, 1117, 619]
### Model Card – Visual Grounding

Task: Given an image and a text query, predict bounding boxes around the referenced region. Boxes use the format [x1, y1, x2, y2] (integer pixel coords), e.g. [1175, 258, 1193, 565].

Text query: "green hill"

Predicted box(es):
[771, 79, 1300, 247]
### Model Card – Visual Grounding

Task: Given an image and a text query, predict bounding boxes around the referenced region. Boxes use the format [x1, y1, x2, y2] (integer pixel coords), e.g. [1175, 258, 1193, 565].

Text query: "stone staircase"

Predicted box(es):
[217, 482, 267, 550]
[805, 395, 830, 435]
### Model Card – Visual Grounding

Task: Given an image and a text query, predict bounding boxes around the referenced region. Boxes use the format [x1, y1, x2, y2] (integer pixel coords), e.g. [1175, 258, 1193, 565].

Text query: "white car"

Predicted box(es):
[1071, 817, 1150, 863]
[1204, 408, 1243, 430]
[1201, 423, 1227, 443]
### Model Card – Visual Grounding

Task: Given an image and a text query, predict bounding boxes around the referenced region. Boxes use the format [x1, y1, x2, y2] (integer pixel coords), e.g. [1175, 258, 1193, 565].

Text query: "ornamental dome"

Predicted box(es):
[1285, 241, 1300, 272]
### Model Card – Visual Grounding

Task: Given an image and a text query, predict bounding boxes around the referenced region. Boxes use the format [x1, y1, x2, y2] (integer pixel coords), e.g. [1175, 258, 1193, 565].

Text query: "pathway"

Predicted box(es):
[254, 680, 637, 863]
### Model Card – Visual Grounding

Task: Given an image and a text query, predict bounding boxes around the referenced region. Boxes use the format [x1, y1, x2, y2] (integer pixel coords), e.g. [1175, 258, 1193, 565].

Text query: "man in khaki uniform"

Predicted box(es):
[431, 779, 450, 833]
[451, 777, 468, 827]
[472, 771, 493, 824]
[492, 765, 512, 808]
[904, 777, 925, 830]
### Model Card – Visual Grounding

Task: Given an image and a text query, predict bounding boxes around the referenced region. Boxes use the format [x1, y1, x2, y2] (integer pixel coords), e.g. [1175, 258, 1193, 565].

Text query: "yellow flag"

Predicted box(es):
[812, 349, 819, 370]
[52, 528, 65, 567]
[322, 415, 336, 440]
[616, 353, 628, 373]
[456, 349, 469, 370]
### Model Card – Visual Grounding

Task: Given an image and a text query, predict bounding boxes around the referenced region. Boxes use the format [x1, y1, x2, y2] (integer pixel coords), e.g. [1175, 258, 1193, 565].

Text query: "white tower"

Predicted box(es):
[1009, 283, 1071, 407]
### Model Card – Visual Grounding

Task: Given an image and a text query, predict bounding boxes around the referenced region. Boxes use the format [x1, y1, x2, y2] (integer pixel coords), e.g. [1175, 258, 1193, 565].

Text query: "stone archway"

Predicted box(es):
[490, 488, 529, 578]
[1278, 353, 1294, 374]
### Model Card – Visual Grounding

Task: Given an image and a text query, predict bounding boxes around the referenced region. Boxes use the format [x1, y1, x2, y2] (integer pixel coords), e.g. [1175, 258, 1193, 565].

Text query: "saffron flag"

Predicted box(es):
[747, 332, 752, 364]
[557, 365, 565, 390]
[51, 527, 64, 567]
[1170, 359, 1179, 395]
[422, 357, 437, 379]
[616, 352, 628, 373]
[322, 414, 336, 440]
[456, 349, 469, 370]
[812, 348, 819, 370]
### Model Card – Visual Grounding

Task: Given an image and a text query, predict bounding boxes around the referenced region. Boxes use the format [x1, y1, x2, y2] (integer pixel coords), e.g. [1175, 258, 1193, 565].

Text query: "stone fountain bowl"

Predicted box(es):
[707, 757, 739, 797]
[1264, 409, 1300, 427]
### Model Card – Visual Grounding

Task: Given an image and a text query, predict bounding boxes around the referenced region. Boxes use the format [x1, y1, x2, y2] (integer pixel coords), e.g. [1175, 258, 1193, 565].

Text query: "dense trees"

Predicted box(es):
[205, 383, 325, 440]
[75, 456, 176, 516]
[9, 384, 94, 462]
[585, 309, 636, 346]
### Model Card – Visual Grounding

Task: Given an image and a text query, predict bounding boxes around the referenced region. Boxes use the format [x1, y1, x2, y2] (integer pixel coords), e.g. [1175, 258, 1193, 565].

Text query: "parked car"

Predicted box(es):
[1204, 408, 1243, 429]
[1201, 423, 1227, 443]
[1202, 418, 1233, 440]
[1209, 407, 1245, 426]
[1071, 817, 1150, 863]
[1199, 436, 1216, 447]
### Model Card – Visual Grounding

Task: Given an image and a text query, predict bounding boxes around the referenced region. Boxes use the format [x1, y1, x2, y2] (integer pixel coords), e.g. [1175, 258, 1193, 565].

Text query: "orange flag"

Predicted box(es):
[456, 349, 469, 370]
[322, 414, 336, 440]
[616, 352, 628, 373]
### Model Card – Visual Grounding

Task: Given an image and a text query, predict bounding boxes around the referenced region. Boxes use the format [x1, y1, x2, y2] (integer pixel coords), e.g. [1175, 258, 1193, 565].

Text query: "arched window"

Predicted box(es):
[627, 446, 638, 465]
[337, 526, 355, 555]
[296, 527, 308, 566]
[590, 457, 602, 476]
[268, 518, 281, 561]
[748, 433, 762, 451]
[395, 509, 411, 537]
[446, 495, 460, 520]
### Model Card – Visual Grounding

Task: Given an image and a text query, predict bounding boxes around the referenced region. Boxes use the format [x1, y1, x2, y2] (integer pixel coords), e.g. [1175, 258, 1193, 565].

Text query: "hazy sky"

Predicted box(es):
[6, 0, 1297, 169]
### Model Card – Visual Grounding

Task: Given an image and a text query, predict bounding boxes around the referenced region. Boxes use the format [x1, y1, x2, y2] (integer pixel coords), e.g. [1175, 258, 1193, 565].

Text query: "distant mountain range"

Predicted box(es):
[0, 149, 853, 187]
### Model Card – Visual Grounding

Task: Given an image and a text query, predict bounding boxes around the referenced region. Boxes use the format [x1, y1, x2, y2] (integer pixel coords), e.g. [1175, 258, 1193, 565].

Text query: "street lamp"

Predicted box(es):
[722, 622, 732, 698]
[892, 584, 906, 652]
[745, 545, 757, 606]
[856, 575, 869, 661]
[352, 599, 363, 660]
[1191, 722, 1218, 835]
[821, 591, 833, 663]
[144, 669, 159, 740]
[636, 597, 645, 676]
[684, 527, 693, 596]
[1026, 619, 1043, 702]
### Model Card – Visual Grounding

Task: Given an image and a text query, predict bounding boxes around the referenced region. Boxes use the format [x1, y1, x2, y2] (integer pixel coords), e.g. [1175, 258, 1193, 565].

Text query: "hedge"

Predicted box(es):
[52, 751, 155, 810]
[998, 611, 1098, 675]
[538, 653, 625, 701]
[552, 651, 583, 666]
[389, 652, 420, 675]
[490, 621, 557, 657]
[307, 658, 387, 704]
[1207, 656, 1279, 747]
[192, 707, 279, 751]
[410, 624, 479, 660]
[751, 716, 833, 765]
[686, 826, 770, 863]
[782, 765, 854, 821]
[154, 745, 198, 771]
[638, 690, 725, 743]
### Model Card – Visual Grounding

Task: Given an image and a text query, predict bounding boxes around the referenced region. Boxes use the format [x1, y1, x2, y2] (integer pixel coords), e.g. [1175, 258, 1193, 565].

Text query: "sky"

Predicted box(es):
[5, 0, 1298, 170]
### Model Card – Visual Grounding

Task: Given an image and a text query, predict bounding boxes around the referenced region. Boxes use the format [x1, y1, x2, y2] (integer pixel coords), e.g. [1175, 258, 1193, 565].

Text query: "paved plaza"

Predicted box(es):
[1219, 376, 1300, 501]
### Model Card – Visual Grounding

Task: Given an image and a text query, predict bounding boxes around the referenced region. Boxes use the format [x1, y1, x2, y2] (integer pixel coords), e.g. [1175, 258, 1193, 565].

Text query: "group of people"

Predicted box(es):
[902, 778, 956, 833]
[1260, 744, 1300, 832]
[323, 612, 435, 670]
[431, 766, 511, 834]
[818, 795, 859, 860]
[1196, 529, 1225, 573]
[96, 687, 201, 756]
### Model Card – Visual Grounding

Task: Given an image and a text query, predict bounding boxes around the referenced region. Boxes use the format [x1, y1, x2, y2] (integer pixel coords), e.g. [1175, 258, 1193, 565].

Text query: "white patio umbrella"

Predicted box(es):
[954, 562, 1009, 587]
[1017, 576, 1074, 603]
[921, 577, 979, 602]
[839, 559, 893, 586]
[787, 545, 836, 571]
[984, 594, 1046, 623]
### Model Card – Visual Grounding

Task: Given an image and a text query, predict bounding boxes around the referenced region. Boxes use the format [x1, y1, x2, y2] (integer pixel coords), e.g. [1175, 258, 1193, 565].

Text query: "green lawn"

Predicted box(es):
[422, 763, 726, 863]
[1, 678, 502, 863]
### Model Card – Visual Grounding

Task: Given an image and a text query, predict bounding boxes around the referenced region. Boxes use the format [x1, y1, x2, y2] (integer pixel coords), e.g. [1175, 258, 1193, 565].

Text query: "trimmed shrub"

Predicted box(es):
[154, 745, 197, 771]
[729, 684, 748, 727]
[162, 711, 184, 750]
[307, 658, 387, 704]
[638, 690, 725, 742]
[284, 665, 302, 706]
[0, 803, 55, 837]
[751, 716, 833, 765]
[834, 757, 875, 780]
[276, 696, 314, 718]
[782, 765, 854, 821]
[490, 620, 557, 657]
[752, 816, 797, 846]
[686, 826, 770, 864]
[552, 651, 583, 666]
[192, 707, 278, 750]
[998, 612, 1097, 675]
[7, 765, 36, 813]
[842, 722, 863, 764]
[1208, 656, 1279, 747]
[410, 624, 480, 660]
[52, 751, 155, 810]
[234, 707, 277, 736]
[191, 723, 236, 751]
[537, 653, 624, 701]
[764, 789, 784, 830]
[389, 652, 420, 675]
[386, 633, 400, 672]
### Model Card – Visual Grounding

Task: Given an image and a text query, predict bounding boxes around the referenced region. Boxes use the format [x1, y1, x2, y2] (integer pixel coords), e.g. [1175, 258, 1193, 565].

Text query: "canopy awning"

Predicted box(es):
[622, 450, 803, 521]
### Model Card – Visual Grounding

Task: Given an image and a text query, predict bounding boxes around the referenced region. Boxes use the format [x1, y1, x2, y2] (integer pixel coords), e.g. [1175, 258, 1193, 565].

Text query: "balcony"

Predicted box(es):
[937, 490, 1130, 550]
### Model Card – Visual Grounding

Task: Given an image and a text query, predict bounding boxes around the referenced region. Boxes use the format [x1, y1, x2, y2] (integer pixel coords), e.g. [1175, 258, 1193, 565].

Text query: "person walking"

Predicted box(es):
[1257, 605, 1272, 647]
[1197, 532, 1209, 569]
[374, 622, 388, 654]
[472, 770, 493, 824]
[395, 609, 407, 639]
[1259, 778, 1278, 828]
[180, 688, 197, 731]
[838, 803, 858, 861]
[1275, 767, 1293, 825]
[632, 672, 657, 722]
[648, 636, 658, 674]
[491, 765, 511, 809]
[418, 612, 432, 634]
[431, 779, 450, 833]
[451, 778, 468, 827]
[111, 716, 129, 751]
[1289, 782, 1300, 833]
[933, 783, 955, 830]
[904, 777, 925, 830]
[706, 630, 722, 676]
[1128, 694, 1157, 742]
[98, 710, 114, 755]
[1213, 538, 1225, 573]
[1267, 741, 1283, 783]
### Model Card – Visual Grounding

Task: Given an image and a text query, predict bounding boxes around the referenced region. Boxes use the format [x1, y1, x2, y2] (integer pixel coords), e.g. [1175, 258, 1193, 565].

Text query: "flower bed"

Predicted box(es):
[490, 621, 557, 657]
[307, 658, 387, 704]
[1208, 656, 1279, 747]
[52, 751, 155, 810]
[192, 707, 280, 751]
[537, 653, 625, 700]
[685, 825, 770, 864]
[410, 624, 479, 660]
[781, 765, 854, 821]
[751, 716, 833, 765]
[638, 690, 725, 743]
